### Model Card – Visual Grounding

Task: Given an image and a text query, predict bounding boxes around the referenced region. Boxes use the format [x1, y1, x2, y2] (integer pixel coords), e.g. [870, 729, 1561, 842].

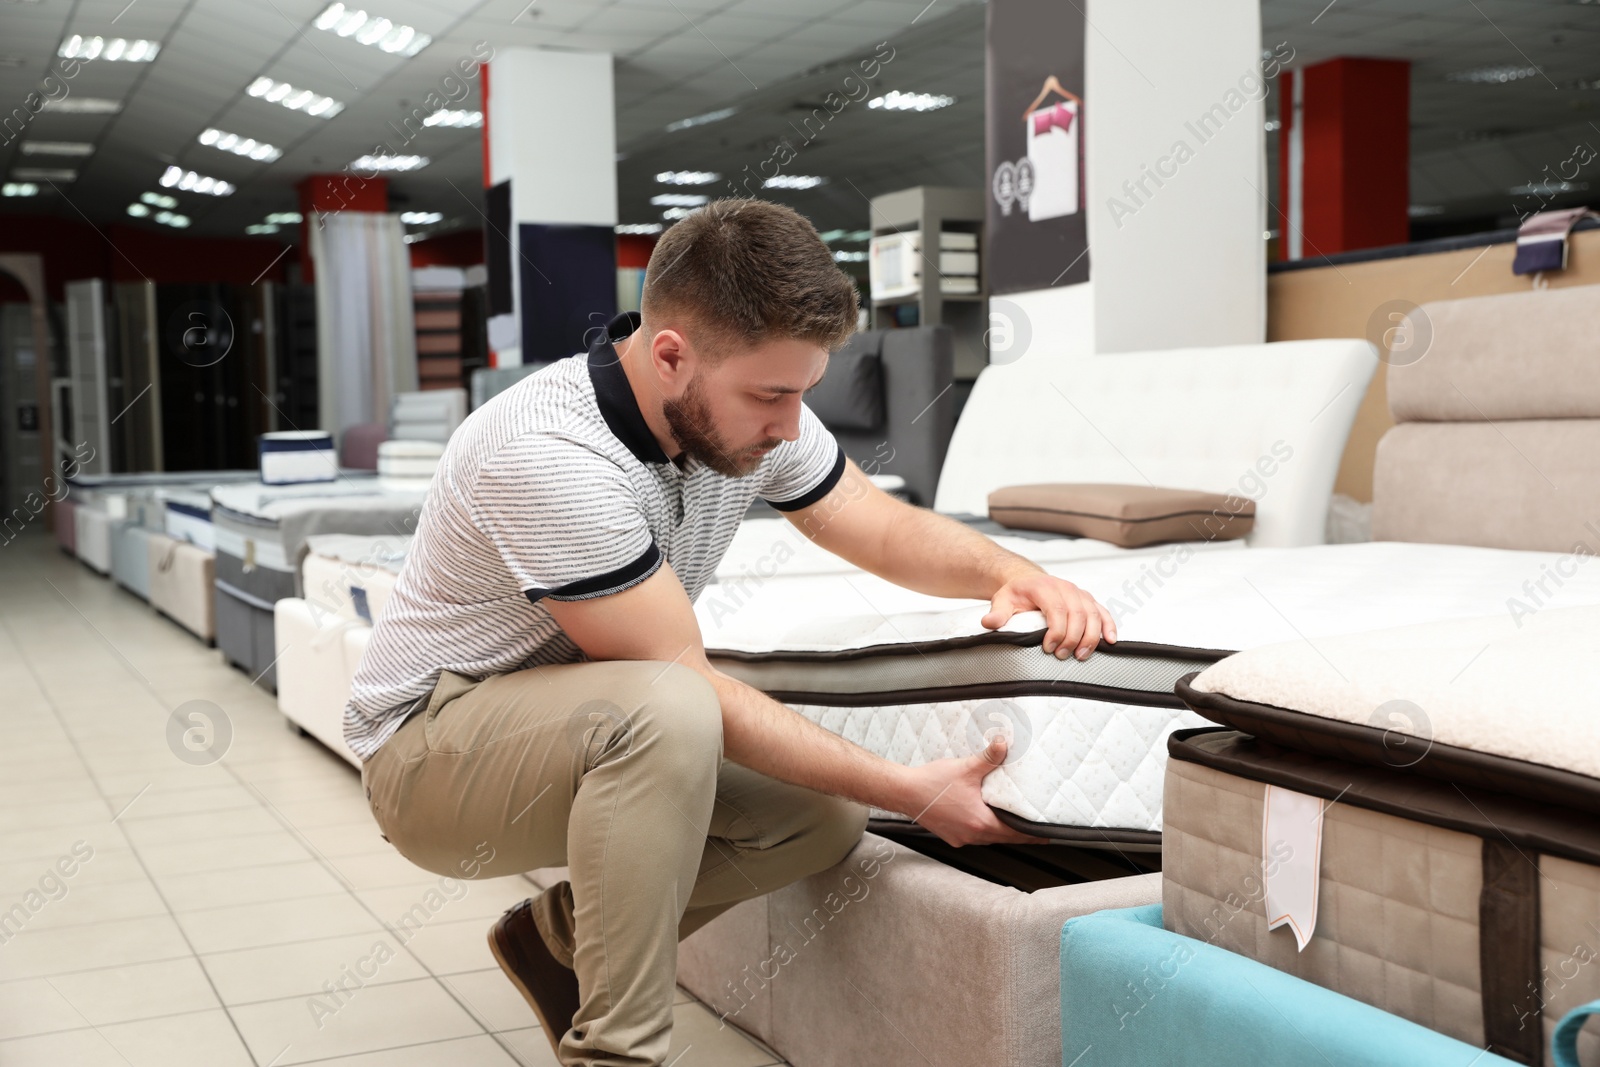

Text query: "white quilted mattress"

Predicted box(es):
[301, 534, 411, 623]
[700, 542, 1600, 838]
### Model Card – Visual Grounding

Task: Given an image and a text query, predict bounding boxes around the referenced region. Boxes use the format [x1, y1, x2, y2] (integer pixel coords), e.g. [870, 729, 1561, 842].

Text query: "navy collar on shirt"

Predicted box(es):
[587, 311, 671, 466]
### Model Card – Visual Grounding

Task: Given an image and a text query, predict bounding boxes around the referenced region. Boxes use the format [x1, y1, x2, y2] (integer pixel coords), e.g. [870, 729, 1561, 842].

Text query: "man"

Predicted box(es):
[349, 199, 1116, 1067]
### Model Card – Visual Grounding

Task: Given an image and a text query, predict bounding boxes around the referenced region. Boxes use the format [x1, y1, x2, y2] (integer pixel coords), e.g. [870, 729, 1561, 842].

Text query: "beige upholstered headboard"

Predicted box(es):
[1371, 283, 1600, 551]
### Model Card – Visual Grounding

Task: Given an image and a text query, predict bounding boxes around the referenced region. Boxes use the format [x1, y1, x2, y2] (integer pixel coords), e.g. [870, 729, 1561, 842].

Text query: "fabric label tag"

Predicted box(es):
[1263, 784, 1325, 951]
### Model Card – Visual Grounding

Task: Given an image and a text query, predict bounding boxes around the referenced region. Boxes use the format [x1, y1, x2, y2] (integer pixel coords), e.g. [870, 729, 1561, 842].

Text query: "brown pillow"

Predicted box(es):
[987, 483, 1255, 547]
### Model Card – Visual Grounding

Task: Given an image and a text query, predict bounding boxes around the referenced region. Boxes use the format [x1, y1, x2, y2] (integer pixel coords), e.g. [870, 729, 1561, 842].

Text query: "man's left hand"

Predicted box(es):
[980, 572, 1117, 661]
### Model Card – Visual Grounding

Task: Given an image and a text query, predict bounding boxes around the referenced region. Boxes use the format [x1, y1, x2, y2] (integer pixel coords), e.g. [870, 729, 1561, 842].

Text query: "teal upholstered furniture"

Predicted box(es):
[1060, 905, 1522, 1067]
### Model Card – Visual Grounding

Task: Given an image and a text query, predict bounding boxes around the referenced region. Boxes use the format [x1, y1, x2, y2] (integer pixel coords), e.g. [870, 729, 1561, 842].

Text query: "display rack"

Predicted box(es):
[867, 186, 988, 381]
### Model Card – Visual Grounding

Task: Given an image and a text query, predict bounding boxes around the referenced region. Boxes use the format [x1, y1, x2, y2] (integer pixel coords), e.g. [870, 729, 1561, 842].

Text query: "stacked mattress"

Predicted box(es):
[1164, 605, 1600, 1066]
[210, 478, 428, 689]
[701, 542, 1600, 846]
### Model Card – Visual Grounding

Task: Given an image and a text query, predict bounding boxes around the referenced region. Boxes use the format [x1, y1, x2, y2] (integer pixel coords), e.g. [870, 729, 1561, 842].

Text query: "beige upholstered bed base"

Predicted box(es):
[1163, 740, 1600, 1067]
[529, 834, 1161, 1067]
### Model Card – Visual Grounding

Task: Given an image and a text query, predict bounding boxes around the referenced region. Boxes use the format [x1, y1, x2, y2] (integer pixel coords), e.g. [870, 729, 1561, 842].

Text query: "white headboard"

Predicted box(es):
[933, 339, 1379, 547]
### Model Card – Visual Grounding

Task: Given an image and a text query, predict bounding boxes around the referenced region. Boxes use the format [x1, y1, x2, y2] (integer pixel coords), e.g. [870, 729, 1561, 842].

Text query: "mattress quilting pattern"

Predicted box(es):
[795, 696, 1211, 833]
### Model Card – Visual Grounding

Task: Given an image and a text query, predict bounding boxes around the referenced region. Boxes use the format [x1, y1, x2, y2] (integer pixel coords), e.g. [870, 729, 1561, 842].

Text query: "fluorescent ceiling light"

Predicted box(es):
[650, 193, 708, 207]
[423, 109, 480, 127]
[247, 77, 344, 118]
[245, 223, 279, 234]
[665, 107, 735, 133]
[126, 202, 150, 216]
[199, 128, 282, 163]
[153, 210, 190, 228]
[20, 141, 93, 156]
[867, 90, 955, 112]
[265, 211, 302, 224]
[615, 223, 663, 235]
[832, 250, 868, 262]
[661, 207, 699, 221]
[39, 97, 121, 114]
[762, 174, 825, 190]
[59, 35, 160, 61]
[656, 170, 719, 185]
[313, 4, 431, 56]
[2, 183, 40, 196]
[1509, 180, 1588, 196]
[141, 191, 178, 208]
[352, 154, 428, 171]
[400, 211, 442, 224]
[1445, 64, 1538, 84]
[818, 228, 871, 243]
[12, 167, 75, 181]
[160, 165, 234, 196]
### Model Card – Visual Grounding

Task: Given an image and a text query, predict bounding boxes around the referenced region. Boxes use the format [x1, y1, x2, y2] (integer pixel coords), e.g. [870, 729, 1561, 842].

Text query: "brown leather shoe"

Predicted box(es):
[488, 899, 580, 1058]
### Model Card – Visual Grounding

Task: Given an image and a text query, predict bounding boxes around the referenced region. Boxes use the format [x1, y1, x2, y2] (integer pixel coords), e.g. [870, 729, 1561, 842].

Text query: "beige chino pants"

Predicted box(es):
[360, 660, 868, 1067]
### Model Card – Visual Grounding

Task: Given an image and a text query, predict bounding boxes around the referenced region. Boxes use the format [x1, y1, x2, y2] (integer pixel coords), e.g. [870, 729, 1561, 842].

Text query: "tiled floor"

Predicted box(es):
[0, 531, 789, 1067]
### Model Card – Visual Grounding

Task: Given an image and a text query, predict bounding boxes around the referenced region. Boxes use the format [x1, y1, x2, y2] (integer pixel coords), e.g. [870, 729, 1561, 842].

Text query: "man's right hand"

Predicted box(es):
[897, 737, 1052, 847]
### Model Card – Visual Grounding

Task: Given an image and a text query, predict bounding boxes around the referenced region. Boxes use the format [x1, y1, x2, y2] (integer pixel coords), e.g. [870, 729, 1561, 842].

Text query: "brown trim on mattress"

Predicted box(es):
[762, 678, 1191, 709]
[1480, 838, 1542, 1066]
[1176, 676, 1600, 817]
[866, 816, 1162, 851]
[1168, 728, 1600, 868]
[710, 634, 1235, 665]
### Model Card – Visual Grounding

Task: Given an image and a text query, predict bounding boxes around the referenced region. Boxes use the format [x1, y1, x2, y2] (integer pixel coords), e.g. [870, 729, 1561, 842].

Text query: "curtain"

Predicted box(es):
[310, 212, 417, 442]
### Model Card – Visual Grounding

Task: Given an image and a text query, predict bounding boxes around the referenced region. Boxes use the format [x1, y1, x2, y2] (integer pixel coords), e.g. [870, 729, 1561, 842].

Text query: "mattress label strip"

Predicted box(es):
[1262, 785, 1324, 952]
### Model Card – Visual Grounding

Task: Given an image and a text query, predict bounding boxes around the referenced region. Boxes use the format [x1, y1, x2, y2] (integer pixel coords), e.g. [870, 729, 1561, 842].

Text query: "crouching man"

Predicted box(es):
[347, 199, 1115, 1066]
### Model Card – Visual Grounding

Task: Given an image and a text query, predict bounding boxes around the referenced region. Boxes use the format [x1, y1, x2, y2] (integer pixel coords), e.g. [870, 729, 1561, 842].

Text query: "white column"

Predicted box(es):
[1083, 0, 1266, 353]
[484, 48, 618, 366]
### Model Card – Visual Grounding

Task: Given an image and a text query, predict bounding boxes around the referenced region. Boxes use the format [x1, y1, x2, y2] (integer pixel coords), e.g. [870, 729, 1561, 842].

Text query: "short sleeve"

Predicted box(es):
[468, 433, 662, 603]
[759, 404, 847, 512]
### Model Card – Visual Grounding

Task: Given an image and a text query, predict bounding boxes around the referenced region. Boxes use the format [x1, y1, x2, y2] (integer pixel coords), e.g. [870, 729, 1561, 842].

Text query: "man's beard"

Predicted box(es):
[662, 375, 779, 478]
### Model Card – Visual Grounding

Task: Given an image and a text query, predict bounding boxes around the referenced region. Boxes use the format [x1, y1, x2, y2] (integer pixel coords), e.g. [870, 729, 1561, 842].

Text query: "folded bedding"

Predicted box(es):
[698, 542, 1600, 844]
[1165, 604, 1600, 1066]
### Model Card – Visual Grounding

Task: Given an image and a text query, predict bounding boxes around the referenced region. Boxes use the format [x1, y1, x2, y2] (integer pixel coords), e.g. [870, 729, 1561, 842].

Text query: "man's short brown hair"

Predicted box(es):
[640, 199, 860, 356]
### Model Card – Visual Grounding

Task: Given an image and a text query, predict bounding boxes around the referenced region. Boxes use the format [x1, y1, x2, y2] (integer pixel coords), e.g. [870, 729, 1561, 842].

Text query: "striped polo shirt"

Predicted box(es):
[344, 313, 846, 761]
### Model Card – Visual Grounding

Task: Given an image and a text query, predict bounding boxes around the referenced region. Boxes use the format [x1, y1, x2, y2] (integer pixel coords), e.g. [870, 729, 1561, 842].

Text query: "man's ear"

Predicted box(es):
[648, 327, 694, 389]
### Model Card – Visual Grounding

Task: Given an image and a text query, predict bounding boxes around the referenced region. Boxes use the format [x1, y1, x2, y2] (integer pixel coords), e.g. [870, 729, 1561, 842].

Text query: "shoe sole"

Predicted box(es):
[487, 921, 566, 1060]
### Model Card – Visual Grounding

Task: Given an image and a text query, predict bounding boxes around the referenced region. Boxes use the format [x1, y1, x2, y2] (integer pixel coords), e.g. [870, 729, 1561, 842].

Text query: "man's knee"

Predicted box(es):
[611, 661, 722, 763]
[810, 798, 870, 872]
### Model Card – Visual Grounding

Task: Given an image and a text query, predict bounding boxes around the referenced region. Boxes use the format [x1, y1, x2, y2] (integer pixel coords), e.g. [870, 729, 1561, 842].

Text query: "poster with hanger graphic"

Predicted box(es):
[986, 0, 1088, 294]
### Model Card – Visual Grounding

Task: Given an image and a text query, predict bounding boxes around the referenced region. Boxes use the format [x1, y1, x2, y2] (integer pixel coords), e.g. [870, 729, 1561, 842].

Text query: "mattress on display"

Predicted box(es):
[74, 503, 114, 574]
[300, 533, 411, 624]
[161, 488, 219, 550]
[209, 479, 427, 688]
[274, 596, 367, 768]
[147, 531, 216, 641]
[700, 542, 1600, 846]
[716, 513, 1245, 581]
[1165, 606, 1600, 1067]
[112, 523, 153, 599]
